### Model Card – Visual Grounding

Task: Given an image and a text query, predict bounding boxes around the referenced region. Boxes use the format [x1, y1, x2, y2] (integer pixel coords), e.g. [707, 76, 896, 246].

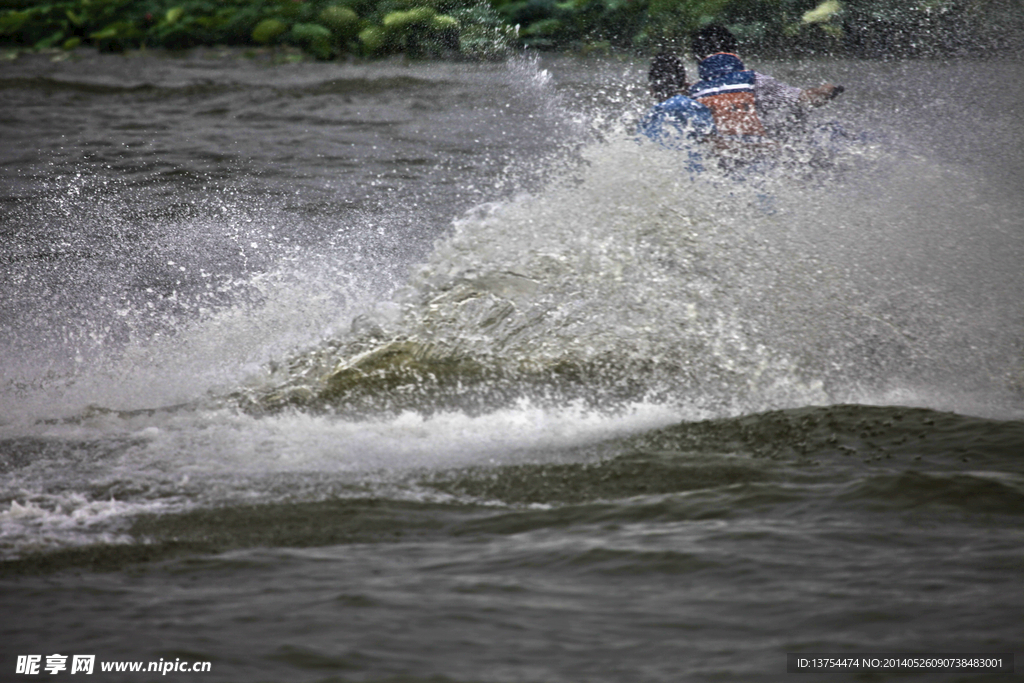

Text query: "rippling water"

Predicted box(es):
[1, 49, 1022, 682]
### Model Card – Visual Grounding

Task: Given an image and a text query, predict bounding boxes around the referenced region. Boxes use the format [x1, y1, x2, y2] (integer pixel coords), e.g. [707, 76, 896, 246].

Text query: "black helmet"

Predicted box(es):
[691, 24, 738, 60]
[648, 52, 688, 101]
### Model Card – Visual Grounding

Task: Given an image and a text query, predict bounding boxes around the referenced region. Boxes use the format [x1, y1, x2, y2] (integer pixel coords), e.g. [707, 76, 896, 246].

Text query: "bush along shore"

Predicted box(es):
[0, 0, 1019, 60]
[0, 0, 518, 60]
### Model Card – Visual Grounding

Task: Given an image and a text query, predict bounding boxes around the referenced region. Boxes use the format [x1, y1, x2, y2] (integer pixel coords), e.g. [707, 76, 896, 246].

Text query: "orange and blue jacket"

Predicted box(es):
[689, 53, 766, 139]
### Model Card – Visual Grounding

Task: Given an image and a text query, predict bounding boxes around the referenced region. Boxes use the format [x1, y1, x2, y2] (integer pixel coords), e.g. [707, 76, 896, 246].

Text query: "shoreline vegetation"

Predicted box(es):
[0, 0, 1021, 63]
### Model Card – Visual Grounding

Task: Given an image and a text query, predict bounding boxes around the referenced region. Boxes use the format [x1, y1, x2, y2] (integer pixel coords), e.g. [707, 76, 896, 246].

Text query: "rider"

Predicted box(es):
[689, 24, 842, 142]
[637, 52, 716, 152]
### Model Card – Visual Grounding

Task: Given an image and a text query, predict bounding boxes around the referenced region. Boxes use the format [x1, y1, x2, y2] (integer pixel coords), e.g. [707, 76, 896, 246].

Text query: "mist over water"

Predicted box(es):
[221, 59, 1024, 425]
[3, 54, 1022, 425]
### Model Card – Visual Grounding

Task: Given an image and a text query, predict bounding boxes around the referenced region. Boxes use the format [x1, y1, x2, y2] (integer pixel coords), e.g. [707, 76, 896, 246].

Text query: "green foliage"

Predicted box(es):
[287, 20, 333, 57]
[318, 4, 359, 37]
[452, 3, 516, 58]
[361, 6, 465, 56]
[382, 5, 435, 29]
[0, 10, 29, 36]
[357, 23, 385, 52]
[356, 23, 380, 50]
[90, 20, 143, 51]
[647, 0, 733, 47]
[0, 0, 1009, 58]
[252, 17, 287, 44]
[0, 0, 514, 58]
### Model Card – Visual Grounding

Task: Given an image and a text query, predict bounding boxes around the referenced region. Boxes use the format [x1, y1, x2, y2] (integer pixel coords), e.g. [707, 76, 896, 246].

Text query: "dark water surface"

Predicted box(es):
[1, 49, 1023, 682]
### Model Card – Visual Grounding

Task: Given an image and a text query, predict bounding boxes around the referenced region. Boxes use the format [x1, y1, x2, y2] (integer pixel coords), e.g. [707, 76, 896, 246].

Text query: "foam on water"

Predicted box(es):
[0, 398, 690, 557]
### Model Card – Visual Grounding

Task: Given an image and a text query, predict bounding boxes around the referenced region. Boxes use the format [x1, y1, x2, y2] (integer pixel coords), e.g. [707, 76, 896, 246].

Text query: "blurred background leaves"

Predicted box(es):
[0, 0, 1020, 59]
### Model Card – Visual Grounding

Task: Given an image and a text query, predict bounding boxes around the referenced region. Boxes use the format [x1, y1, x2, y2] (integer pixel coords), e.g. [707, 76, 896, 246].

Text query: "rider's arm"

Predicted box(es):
[755, 72, 841, 109]
[798, 83, 843, 106]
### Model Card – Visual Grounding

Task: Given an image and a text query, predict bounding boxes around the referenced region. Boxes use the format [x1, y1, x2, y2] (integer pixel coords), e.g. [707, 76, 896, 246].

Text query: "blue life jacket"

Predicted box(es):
[637, 95, 716, 150]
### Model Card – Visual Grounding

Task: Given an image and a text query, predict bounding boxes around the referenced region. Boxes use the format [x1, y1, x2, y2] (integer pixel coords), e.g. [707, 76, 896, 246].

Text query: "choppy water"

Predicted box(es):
[1, 49, 1023, 682]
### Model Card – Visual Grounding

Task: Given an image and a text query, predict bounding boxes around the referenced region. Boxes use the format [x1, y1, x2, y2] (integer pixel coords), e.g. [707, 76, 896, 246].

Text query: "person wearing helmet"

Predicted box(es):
[689, 24, 843, 142]
[637, 52, 717, 155]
